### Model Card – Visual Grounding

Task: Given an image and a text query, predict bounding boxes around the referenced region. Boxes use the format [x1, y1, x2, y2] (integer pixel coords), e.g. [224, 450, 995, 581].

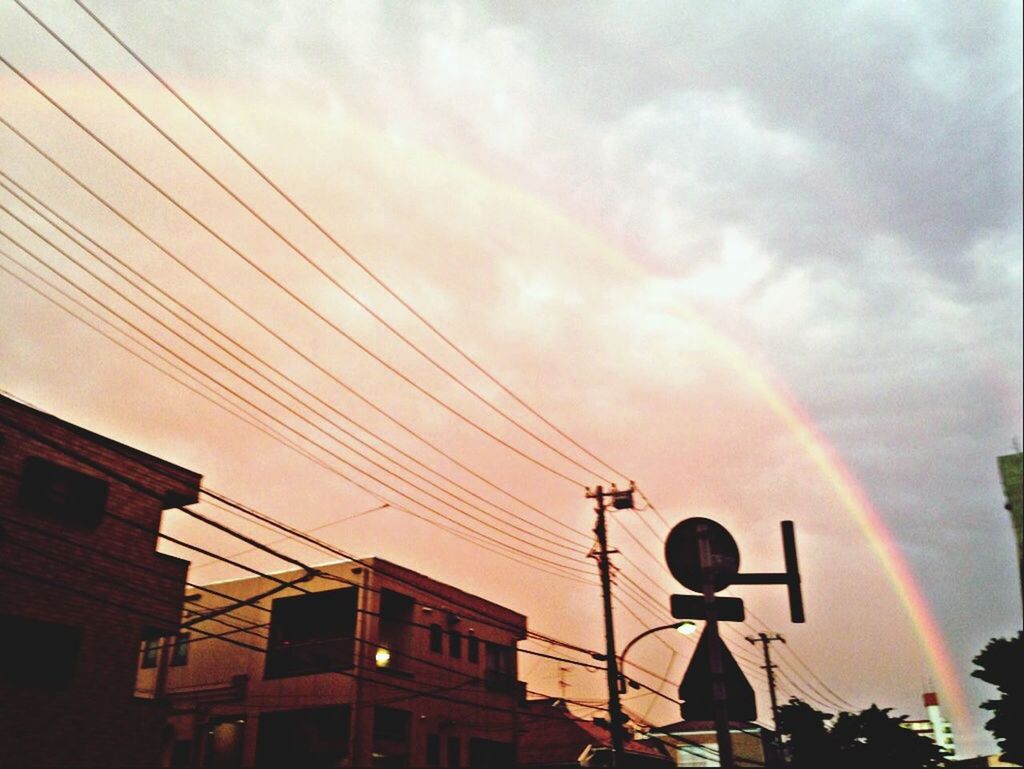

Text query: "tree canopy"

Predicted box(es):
[972, 630, 1023, 765]
[776, 698, 946, 769]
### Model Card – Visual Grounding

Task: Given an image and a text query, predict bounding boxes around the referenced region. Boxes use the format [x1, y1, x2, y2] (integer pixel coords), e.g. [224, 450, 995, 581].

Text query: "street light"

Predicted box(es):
[617, 621, 699, 694]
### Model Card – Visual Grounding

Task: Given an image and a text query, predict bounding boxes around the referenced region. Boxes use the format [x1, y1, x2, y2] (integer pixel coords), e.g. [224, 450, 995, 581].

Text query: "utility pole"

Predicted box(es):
[746, 632, 785, 765]
[558, 665, 572, 701]
[586, 484, 634, 768]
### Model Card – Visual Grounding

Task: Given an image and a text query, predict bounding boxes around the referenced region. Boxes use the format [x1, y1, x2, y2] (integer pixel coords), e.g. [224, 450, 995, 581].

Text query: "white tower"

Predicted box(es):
[923, 692, 956, 757]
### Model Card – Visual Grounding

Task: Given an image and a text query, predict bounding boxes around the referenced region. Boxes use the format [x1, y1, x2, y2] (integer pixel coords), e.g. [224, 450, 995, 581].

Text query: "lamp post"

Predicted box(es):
[617, 621, 696, 694]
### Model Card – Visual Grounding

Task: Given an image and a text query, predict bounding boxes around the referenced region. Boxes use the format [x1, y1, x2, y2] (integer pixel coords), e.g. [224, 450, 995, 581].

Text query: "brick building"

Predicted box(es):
[144, 557, 527, 767]
[0, 394, 201, 768]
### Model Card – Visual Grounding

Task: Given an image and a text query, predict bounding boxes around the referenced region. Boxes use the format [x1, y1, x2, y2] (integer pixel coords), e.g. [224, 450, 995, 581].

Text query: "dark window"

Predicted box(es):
[484, 643, 516, 694]
[255, 706, 350, 768]
[18, 457, 108, 528]
[469, 738, 514, 768]
[467, 635, 479, 663]
[141, 637, 160, 669]
[426, 734, 441, 767]
[171, 633, 190, 666]
[169, 740, 192, 769]
[265, 587, 357, 679]
[429, 624, 443, 653]
[447, 736, 461, 768]
[378, 591, 414, 671]
[449, 631, 462, 659]
[0, 614, 81, 685]
[372, 706, 411, 767]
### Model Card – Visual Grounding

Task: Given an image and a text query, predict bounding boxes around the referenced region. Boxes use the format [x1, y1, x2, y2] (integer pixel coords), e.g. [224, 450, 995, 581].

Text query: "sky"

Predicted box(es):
[1, 0, 1021, 758]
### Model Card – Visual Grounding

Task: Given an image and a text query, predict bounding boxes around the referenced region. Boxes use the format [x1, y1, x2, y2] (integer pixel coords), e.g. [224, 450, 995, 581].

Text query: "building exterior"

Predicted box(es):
[144, 557, 527, 767]
[518, 698, 672, 768]
[901, 692, 956, 758]
[0, 394, 201, 768]
[997, 452, 1023, 601]
[640, 720, 768, 768]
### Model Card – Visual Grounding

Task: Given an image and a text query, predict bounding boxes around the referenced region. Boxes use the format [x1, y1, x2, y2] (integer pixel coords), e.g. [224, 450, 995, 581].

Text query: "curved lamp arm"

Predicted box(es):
[617, 622, 688, 693]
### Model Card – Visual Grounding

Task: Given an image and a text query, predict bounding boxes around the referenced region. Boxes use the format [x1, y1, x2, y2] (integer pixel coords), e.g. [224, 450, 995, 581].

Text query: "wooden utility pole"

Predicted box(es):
[747, 632, 785, 765]
[586, 484, 634, 767]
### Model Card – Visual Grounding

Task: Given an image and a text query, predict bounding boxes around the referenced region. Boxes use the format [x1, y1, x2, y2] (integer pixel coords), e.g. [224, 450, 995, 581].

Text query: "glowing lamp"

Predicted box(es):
[676, 620, 698, 636]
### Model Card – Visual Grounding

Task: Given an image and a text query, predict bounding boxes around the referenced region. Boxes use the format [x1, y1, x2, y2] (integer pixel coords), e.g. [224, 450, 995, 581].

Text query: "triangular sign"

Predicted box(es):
[678, 627, 757, 722]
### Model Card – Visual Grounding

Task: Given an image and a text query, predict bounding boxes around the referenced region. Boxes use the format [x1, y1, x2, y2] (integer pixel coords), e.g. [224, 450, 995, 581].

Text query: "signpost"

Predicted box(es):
[665, 518, 805, 769]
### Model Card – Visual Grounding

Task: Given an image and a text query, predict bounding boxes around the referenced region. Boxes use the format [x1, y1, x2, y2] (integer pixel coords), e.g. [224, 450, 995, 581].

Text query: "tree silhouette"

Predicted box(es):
[775, 698, 833, 769]
[972, 630, 1023, 764]
[777, 698, 945, 769]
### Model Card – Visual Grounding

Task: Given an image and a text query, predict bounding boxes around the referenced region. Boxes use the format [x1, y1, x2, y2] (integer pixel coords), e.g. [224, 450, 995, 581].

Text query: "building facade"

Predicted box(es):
[143, 557, 527, 767]
[996, 451, 1023, 601]
[0, 394, 201, 768]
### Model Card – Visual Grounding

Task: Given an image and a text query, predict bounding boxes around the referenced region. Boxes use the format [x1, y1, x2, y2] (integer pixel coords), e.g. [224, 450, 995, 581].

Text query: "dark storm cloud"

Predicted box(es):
[479, 2, 1021, 285]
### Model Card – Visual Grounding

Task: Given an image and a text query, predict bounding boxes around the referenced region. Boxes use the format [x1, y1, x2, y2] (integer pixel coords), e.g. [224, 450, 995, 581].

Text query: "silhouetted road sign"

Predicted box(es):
[671, 594, 745, 622]
[664, 517, 740, 593]
[679, 627, 757, 722]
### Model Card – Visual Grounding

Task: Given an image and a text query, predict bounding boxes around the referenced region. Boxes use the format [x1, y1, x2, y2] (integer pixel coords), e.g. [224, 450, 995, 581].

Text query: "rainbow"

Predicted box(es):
[687, 316, 974, 734]
[2, 68, 974, 737]
[414, 134, 977, 733]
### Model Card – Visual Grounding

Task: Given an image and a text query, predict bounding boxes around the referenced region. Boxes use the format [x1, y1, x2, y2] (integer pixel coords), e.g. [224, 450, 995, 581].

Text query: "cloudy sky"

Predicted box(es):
[1, 0, 1021, 757]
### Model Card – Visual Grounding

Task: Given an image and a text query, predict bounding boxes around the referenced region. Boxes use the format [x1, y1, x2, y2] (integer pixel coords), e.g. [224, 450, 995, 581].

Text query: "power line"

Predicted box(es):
[738, 603, 854, 711]
[0, 188, 589, 570]
[0, 166, 591, 556]
[0, 119, 588, 544]
[0, 410, 574, 643]
[16, 0, 612, 484]
[1, 388, 713, 707]
[0, 248, 596, 590]
[70, 0, 629, 484]
[0, 221, 594, 581]
[0, 56, 588, 486]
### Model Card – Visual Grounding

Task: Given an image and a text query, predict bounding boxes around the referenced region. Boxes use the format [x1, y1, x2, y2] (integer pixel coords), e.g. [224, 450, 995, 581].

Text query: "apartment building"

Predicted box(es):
[143, 557, 527, 767]
[0, 394, 201, 767]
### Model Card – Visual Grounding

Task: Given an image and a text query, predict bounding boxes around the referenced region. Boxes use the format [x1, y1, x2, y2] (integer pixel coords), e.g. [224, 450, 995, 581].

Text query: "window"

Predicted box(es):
[449, 631, 462, 659]
[447, 736, 461, 768]
[18, 457, 109, 528]
[0, 614, 82, 685]
[468, 738, 514, 768]
[484, 643, 516, 694]
[141, 637, 160, 669]
[169, 740, 192, 769]
[679, 742, 718, 767]
[265, 587, 357, 679]
[170, 633, 190, 666]
[467, 635, 479, 663]
[378, 591, 414, 672]
[429, 624, 443, 653]
[372, 706, 411, 767]
[426, 734, 441, 767]
[255, 706, 350, 768]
